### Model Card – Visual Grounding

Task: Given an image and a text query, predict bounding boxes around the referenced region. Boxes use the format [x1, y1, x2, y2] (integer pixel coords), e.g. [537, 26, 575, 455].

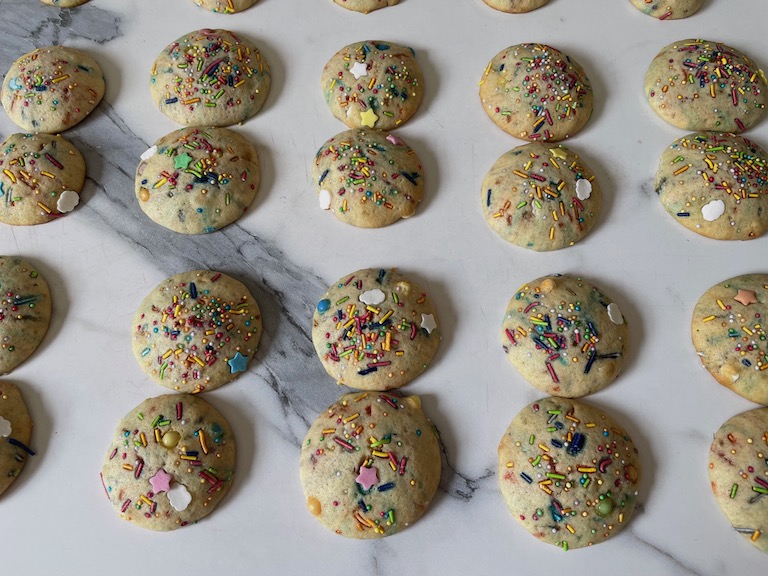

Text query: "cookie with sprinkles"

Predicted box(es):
[0, 257, 51, 375]
[191, 0, 258, 13]
[482, 142, 601, 251]
[692, 274, 768, 404]
[150, 29, 271, 127]
[644, 39, 767, 133]
[0, 133, 85, 225]
[332, 0, 399, 13]
[300, 392, 440, 538]
[40, 0, 90, 6]
[312, 128, 423, 228]
[479, 43, 593, 142]
[709, 407, 768, 553]
[135, 127, 259, 234]
[321, 41, 424, 131]
[312, 268, 440, 391]
[481, 0, 549, 13]
[101, 393, 236, 531]
[0, 381, 34, 498]
[501, 274, 628, 397]
[629, 0, 703, 19]
[498, 396, 641, 550]
[655, 132, 768, 241]
[132, 270, 261, 393]
[1, 46, 105, 134]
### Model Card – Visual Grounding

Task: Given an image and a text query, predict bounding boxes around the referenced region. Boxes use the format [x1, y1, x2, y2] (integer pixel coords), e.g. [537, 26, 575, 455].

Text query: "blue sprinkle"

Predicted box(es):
[677, 212, 690, 217]
[568, 433, 585, 455]
[374, 43, 390, 50]
[318, 169, 329, 185]
[358, 367, 378, 376]
[551, 439, 563, 449]
[317, 299, 331, 313]
[378, 482, 396, 492]
[743, 359, 752, 367]
[7, 437, 35, 456]
[190, 283, 198, 299]
[486, 189, 491, 207]
[520, 472, 533, 484]
[165, 97, 178, 104]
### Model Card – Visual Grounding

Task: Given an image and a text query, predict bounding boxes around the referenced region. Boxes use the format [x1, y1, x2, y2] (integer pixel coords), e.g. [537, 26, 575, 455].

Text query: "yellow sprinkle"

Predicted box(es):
[673, 165, 689, 175]
[538, 443, 550, 452]
[343, 413, 360, 423]
[717, 299, 726, 310]
[40, 171, 55, 179]
[37, 202, 52, 214]
[372, 450, 389, 458]
[702, 315, 716, 322]
[199, 429, 209, 454]
[140, 432, 147, 447]
[3, 169, 16, 183]
[566, 524, 575, 534]
[193, 355, 206, 367]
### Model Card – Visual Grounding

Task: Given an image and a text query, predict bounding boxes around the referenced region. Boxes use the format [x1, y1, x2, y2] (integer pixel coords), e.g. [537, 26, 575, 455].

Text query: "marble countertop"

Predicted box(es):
[1, 0, 767, 573]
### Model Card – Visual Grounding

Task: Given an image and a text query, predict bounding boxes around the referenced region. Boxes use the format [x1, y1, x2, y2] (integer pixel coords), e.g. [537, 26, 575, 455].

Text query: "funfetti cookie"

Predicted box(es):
[0, 133, 85, 225]
[709, 407, 768, 553]
[0, 257, 51, 375]
[333, 0, 398, 13]
[136, 127, 259, 234]
[479, 44, 593, 142]
[321, 41, 424, 131]
[629, 0, 703, 19]
[101, 394, 236, 531]
[482, 142, 601, 251]
[300, 391, 441, 538]
[644, 39, 767, 133]
[312, 268, 440, 391]
[312, 128, 423, 228]
[498, 396, 641, 550]
[151, 29, 271, 127]
[655, 133, 768, 241]
[191, 0, 258, 13]
[0, 381, 34, 498]
[692, 274, 768, 405]
[1, 46, 105, 134]
[501, 274, 628, 397]
[481, 0, 549, 13]
[132, 270, 262, 393]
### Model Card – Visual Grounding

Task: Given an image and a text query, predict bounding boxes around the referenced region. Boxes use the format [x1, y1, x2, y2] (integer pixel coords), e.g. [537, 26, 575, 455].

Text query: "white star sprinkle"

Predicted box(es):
[420, 313, 437, 334]
[350, 61, 368, 80]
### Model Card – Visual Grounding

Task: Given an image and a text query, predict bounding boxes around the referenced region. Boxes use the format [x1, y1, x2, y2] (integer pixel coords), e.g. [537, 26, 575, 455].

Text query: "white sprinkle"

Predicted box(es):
[167, 482, 192, 511]
[319, 189, 332, 210]
[701, 199, 725, 222]
[57, 190, 80, 213]
[576, 179, 592, 200]
[0, 416, 11, 437]
[359, 289, 385, 306]
[140, 145, 157, 161]
[607, 303, 624, 325]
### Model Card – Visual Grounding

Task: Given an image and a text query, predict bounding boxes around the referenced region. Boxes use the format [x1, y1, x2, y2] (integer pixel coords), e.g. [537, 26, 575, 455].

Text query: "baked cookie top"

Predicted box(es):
[332, 0, 399, 13]
[644, 39, 767, 133]
[0, 381, 34, 498]
[136, 127, 259, 234]
[150, 29, 271, 127]
[479, 43, 593, 142]
[321, 41, 424, 131]
[0, 133, 85, 225]
[709, 407, 768, 554]
[312, 128, 423, 228]
[655, 132, 768, 241]
[692, 273, 768, 405]
[300, 392, 440, 538]
[482, 142, 601, 251]
[40, 0, 90, 6]
[132, 270, 262, 393]
[1, 46, 105, 134]
[481, 0, 549, 13]
[501, 274, 628, 397]
[312, 268, 440, 391]
[101, 394, 236, 531]
[191, 0, 258, 13]
[629, 0, 703, 19]
[498, 396, 641, 550]
[0, 256, 51, 375]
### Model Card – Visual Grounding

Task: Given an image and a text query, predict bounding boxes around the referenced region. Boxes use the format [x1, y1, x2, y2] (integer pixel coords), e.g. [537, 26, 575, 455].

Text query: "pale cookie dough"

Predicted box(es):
[0, 133, 85, 225]
[481, 0, 549, 13]
[333, 0, 398, 13]
[150, 29, 271, 127]
[1, 46, 105, 134]
[312, 128, 423, 228]
[479, 43, 593, 142]
[136, 127, 259, 234]
[101, 394, 236, 531]
[692, 274, 768, 405]
[709, 407, 768, 553]
[629, 0, 703, 19]
[482, 142, 601, 251]
[192, 0, 258, 12]
[40, 0, 90, 6]
[132, 270, 262, 393]
[321, 41, 424, 131]
[300, 392, 440, 538]
[0, 257, 51, 375]
[644, 39, 767, 133]
[498, 397, 641, 550]
[501, 274, 628, 397]
[0, 381, 34, 498]
[312, 268, 440, 391]
[655, 133, 768, 241]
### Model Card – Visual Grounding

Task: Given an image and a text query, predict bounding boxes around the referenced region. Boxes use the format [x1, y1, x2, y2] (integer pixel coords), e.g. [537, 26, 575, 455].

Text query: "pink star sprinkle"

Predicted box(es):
[149, 468, 173, 494]
[356, 465, 379, 491]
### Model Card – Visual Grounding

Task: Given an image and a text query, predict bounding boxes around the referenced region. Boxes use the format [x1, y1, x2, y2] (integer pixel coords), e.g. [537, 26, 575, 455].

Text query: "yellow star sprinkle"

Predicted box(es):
[360, 108, 379, 128]
[550, 147, 568, 160]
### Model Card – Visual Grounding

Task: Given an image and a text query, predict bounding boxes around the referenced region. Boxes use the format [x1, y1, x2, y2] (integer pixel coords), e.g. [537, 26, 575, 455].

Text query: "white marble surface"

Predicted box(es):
[0, 0, 767, 573]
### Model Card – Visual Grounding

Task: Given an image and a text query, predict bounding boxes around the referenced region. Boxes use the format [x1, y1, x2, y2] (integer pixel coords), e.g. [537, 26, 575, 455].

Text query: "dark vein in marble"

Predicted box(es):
[627, 530, 705, 576]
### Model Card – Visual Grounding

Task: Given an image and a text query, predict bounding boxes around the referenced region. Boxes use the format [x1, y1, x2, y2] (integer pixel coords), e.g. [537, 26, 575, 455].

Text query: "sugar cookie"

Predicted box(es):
[629, 0, 703, 19]
[0, 382, 34, 497]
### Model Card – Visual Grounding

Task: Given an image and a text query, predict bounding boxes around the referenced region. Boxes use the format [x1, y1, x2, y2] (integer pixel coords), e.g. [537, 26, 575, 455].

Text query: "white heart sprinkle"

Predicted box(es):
[701, 199, 725, 222]
[167, 482, 192, 512]
[319, 189, 332, 210]
[57, 190, 80, 213]
[576, 179, 592, 200]
[607, 303, 624, 325]
[140, 145, 157, 161]
[359, 289, 385, 306]
[0, 416, 11, 438]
